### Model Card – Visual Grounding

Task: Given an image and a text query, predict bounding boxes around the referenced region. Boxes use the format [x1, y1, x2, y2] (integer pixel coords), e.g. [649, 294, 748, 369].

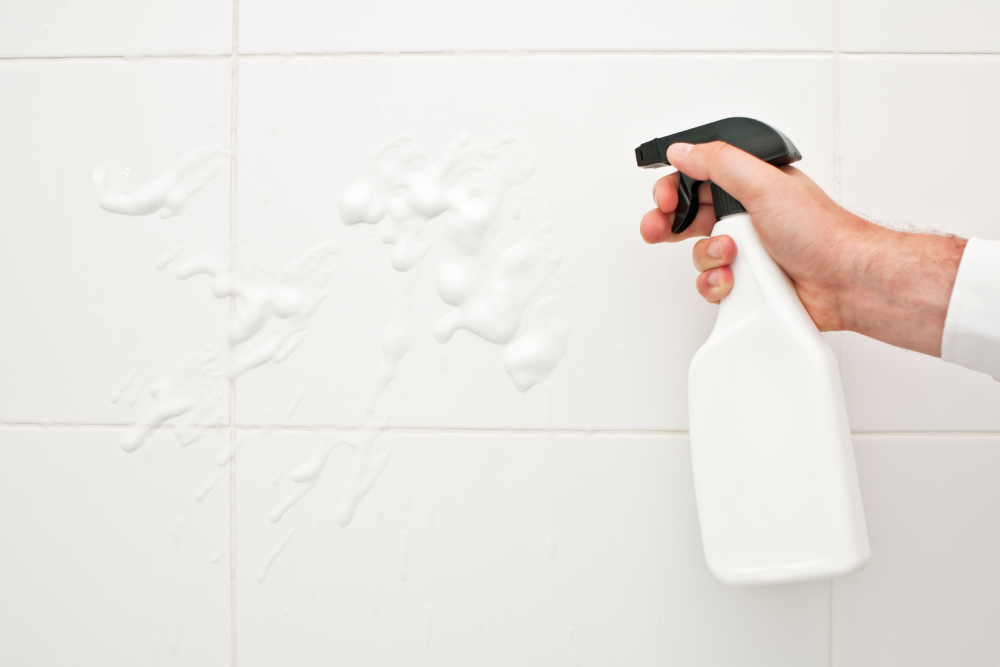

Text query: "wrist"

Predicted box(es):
[837, 220, 967, 356]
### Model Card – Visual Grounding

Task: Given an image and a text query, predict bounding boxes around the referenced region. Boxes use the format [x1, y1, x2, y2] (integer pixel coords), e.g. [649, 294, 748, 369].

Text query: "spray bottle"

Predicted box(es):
[635, 118, 870, 585]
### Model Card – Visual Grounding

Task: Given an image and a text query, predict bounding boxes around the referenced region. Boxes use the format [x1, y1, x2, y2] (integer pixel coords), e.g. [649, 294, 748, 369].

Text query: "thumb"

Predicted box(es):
[666, 141, 784, 209]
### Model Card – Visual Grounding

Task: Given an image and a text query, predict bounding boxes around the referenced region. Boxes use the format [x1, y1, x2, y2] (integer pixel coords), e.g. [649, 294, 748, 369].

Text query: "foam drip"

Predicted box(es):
[269, 423, 390, 529]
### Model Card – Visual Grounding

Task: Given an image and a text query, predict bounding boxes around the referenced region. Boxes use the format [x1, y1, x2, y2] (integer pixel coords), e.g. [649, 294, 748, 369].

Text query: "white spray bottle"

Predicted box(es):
[636, 118, 870, 585]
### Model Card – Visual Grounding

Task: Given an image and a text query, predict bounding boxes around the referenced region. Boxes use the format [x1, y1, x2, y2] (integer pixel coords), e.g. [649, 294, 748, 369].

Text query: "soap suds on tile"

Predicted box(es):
[124, 370, 149, 408]
[175, 241, 338, 378]
[97, 145, 228, 218]
[256, 528, 295, 584]
[268, 424, 389, 528]
[120, 346, 223, 453]
[503, 296, 571, 393]
[118, 240, 337, 454]
[155, 244, 187, 271]
[110, 368, 138, 404]
[193, 470, 225, 502]
[340, 134, 570, 410]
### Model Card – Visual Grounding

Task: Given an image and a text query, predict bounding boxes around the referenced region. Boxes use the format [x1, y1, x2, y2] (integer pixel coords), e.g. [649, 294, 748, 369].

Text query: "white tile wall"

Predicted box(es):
[0, 0, 232, 57]
[841, 0, 1000, 53]
[0, 60, 232, 427]
[0, 427, 231, 665]
[239, 0, 833, 54]
[235, 431, 831, 666]
[836, 436, 1000, 665]
[1, 2, 999, 666]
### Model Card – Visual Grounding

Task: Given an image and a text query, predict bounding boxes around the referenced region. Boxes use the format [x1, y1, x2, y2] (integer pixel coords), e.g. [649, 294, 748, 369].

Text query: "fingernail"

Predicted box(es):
[707, 269, 720, 287]
[707, 239, 722, 259]
[670, 142, 693, 159]
[652, 184, 659, 208]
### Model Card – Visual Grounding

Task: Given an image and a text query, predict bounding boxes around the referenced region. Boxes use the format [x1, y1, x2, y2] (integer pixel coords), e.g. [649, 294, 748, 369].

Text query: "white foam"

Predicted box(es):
[109, 368, 137, 404]
[120, 346, 223, 453]
[255, 528, 295, 584]
[268, 424, 390, 529]
[268, 441, 336, 523]
[175, 241, 338, 378]
[339, 135, 570, 400]
[155, 244, 187, 271]
[502, 296, 571, 392]
[124, 370, 149, 408]
[285, 391, 306, 419]
[193, 470, 225, 502]
[98, 145, 229, 219]
[215, 438, 245, 467]
[335, 427, 391, 527]
[211, 547, 226, 564]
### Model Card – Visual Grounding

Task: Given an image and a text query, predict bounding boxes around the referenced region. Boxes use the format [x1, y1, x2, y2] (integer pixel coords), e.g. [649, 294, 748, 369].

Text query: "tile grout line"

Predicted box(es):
[4, 423, 1000, 437]
[229, 1, 240, 666]
[830, 1, 843, 663]
[2, 51, 1000, 64]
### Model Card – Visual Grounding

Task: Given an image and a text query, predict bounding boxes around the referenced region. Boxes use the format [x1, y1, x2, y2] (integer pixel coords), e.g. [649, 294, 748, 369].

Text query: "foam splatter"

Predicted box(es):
[175, 241, 338, 378]
[256, 529, 295, 584]
[339, 135, 570, 408]
[502, 296, 571, 393]
[98, 145, 228, 218]
[120, 347, 223, 453]
[268, 423, 390, 529]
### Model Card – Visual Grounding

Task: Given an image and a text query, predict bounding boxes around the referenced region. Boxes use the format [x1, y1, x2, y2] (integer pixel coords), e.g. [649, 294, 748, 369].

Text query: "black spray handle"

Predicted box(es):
[635, 117, 802, 234]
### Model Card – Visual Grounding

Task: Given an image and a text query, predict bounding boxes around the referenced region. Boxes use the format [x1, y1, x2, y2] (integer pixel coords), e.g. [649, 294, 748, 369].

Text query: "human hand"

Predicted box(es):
[639, 141, 967, 357]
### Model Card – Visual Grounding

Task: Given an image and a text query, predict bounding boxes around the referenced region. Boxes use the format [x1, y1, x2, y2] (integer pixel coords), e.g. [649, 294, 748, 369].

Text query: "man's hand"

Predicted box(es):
[639, 141, 968, 357]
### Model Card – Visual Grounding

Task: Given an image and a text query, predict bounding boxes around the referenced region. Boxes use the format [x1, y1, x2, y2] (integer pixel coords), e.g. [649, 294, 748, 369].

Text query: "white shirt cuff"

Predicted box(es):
[941, 237, 1000, 381]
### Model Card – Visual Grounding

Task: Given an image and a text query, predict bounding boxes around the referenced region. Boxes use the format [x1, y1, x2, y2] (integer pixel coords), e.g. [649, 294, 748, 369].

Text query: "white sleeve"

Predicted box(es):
[941, 237, 1000, 380]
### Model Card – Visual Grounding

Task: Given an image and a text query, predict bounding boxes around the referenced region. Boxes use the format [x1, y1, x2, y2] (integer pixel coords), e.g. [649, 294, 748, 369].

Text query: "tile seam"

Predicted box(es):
[229, 0, 239, 665]
[4, 424, 1000, 437]
[3, 51, 1000, 64]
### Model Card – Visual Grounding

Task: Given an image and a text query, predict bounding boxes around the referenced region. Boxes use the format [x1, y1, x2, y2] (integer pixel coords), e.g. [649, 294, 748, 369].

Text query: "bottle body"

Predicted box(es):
[688, 213, 870, 585]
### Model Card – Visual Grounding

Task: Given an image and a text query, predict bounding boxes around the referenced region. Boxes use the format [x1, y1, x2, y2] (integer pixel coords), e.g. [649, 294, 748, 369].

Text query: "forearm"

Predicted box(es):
[839, 220, 967, 357]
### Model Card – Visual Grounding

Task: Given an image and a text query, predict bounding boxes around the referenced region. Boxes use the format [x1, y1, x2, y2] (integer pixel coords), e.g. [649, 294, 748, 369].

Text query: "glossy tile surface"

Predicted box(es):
[836, 436, 1000, 665]
[841, 0, 1000, 53]
[0, 0, 232, 57]
[0, 427, 232, 665]
[235, 431, 831, 666]
[239, 0, 833, 54]
[0, 60, 232, 426]
[839, 57, 1000, 431]
[234, 55, 834, 430]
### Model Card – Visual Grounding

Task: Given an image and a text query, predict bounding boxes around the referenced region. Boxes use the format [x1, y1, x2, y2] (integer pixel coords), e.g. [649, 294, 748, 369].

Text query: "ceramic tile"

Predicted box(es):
[841, 0, 1000, 53]
[839, 57, 1000, 431]
[836, 435, 1000, 665]
[235, 431, 831, 666]
[0, 60, 232, 429]
[0, 426, 232, 665]
[239, 0, 832, 54]
[234, 55, 835, 430]
[0, 0, 232, 57]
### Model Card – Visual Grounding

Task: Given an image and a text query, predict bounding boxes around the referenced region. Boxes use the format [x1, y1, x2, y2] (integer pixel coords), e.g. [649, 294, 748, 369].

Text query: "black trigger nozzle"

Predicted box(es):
[673, 174, 702, 234]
